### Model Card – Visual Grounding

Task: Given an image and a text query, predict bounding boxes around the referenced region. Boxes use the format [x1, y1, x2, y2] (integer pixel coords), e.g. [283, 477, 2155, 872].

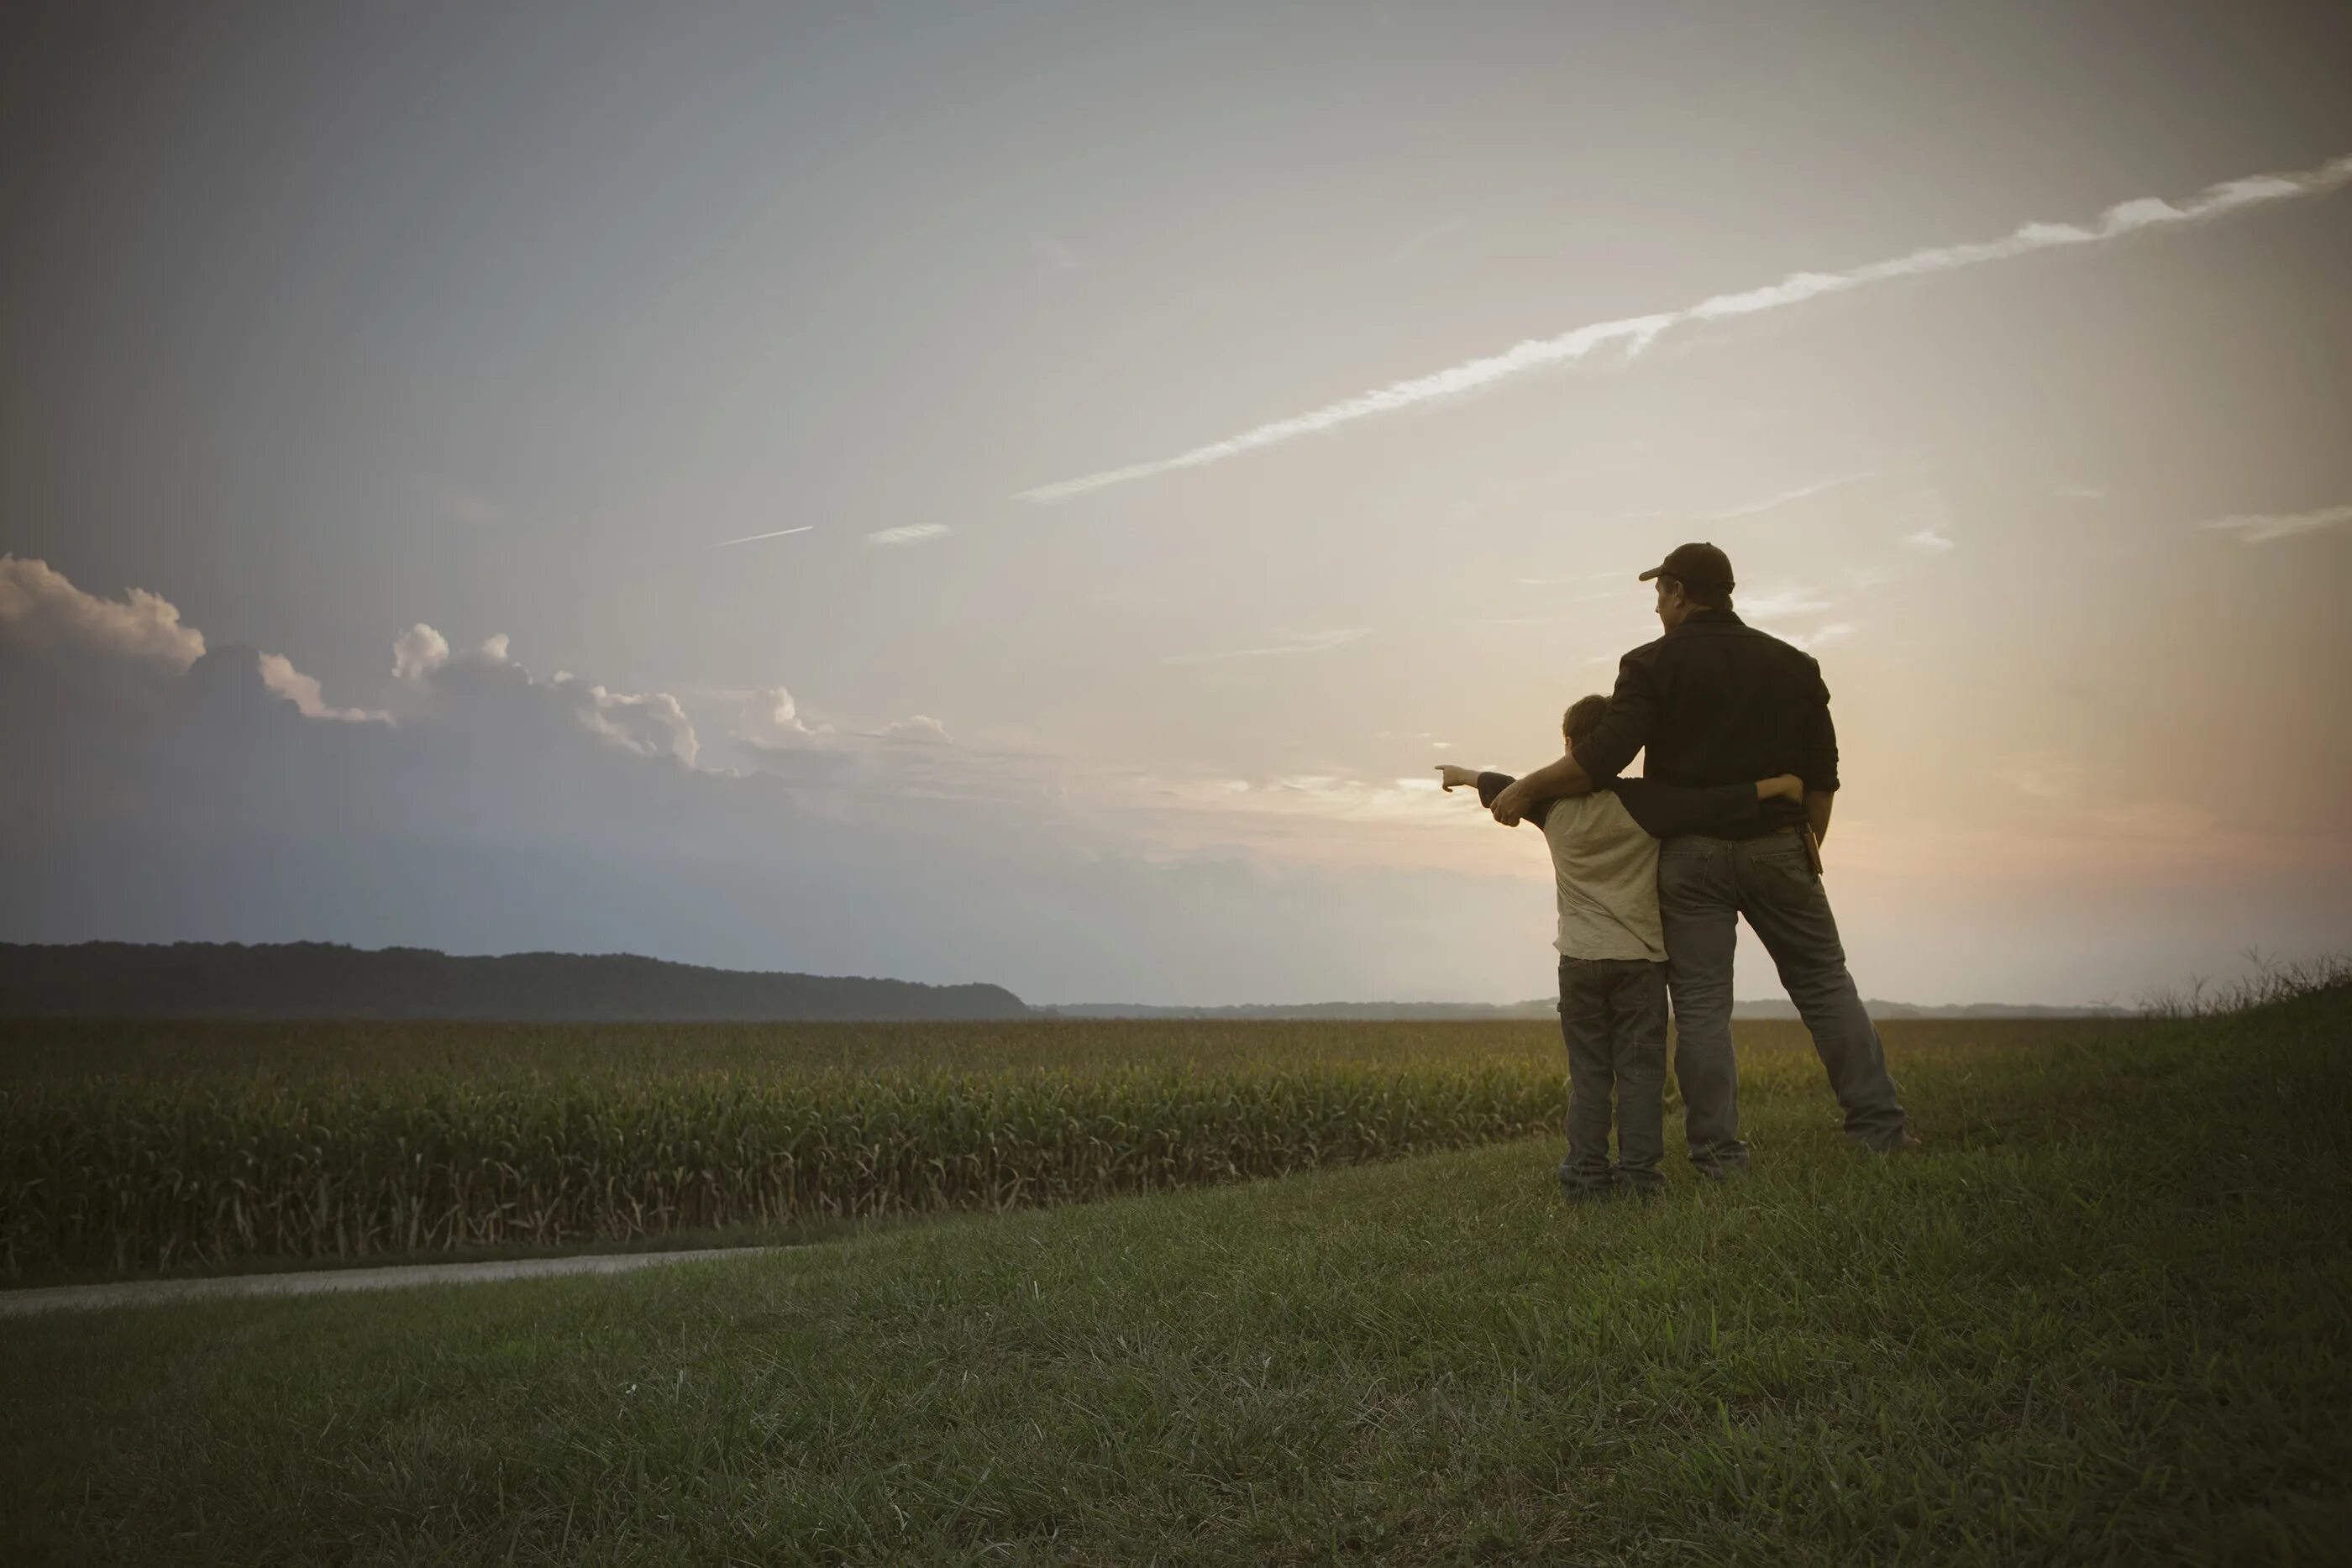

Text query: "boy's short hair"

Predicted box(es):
[1562, 694, 1610, 741]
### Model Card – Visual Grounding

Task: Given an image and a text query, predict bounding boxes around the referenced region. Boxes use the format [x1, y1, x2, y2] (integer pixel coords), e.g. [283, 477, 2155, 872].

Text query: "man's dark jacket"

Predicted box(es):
[1569, 608, 1837, 839]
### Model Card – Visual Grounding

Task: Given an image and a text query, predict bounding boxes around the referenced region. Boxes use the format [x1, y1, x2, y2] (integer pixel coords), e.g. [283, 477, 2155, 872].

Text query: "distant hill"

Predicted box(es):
[0, 943, 2124, 1023]
[0, 943, 1032, 1022]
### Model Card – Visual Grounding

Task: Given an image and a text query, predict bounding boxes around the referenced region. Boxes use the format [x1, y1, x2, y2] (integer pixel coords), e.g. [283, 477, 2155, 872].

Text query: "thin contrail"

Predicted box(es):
[2200, 502, 2352, 543]
[713, 526, 814, 548]
[1016, 152, 2352, 504]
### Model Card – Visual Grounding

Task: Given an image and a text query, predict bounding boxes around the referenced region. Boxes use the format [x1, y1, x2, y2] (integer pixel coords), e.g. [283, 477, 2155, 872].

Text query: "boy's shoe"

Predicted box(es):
[1557, 1166, 1620, 1205]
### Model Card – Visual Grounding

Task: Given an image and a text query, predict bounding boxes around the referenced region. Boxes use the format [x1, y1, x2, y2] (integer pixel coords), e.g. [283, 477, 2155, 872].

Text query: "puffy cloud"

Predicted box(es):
[478, 633, 511, 663]
[0, 555, 206, 668]
[257, 653, 386, 724]
[0, 574, 1546, 1006]
[393, 623, 450, 681]
[738, 686, 818, 747]
[878, 714, 953, 745]
[0, 557, 375, 723]
[560, 679, 700, 768]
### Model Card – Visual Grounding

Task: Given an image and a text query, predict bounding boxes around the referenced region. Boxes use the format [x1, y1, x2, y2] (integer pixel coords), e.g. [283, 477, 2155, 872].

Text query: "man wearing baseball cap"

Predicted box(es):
[1490, 543, 1914, 1173]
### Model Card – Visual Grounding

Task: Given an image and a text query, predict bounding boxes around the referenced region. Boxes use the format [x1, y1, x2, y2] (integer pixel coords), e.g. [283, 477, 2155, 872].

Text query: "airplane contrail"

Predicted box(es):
[712, 526, 814, 548]
[1016, 152, 2352, 504]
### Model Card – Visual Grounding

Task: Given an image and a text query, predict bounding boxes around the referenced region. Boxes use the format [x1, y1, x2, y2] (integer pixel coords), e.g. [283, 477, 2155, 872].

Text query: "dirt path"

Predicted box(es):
[0, 1246, 789, 1318]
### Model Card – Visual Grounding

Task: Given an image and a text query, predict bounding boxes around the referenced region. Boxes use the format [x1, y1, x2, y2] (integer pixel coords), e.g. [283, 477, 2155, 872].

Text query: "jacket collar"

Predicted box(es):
[1666, 608, 1746, 637]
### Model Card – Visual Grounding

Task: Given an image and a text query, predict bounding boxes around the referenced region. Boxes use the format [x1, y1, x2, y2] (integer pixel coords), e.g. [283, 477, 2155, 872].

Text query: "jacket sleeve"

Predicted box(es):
[1475, 771, 1554, 831]
[1569, 650, 1657, 783]
[1799, 662, 1840, 793]
[1609, 779, 1760, 839]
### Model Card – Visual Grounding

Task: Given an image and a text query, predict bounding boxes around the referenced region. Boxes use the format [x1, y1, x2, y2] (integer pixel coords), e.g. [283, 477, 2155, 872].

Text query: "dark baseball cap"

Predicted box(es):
[1638, 542, 1735, 591]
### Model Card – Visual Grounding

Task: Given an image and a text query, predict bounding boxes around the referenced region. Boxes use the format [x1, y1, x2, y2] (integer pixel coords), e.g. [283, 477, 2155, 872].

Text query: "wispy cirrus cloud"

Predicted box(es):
[1386, 215, 1467, 267]
[713, 526, 814, 548]
[1737, 586, 1836, 621]
[1781, 622, 1856, 651]
[2199, 503, 2352, 543]
[869, 523, 952, 547]
[1017, 153, 2352, 503]
[1164, 627, 1370, 665]
[1628, 469, 1887, 527]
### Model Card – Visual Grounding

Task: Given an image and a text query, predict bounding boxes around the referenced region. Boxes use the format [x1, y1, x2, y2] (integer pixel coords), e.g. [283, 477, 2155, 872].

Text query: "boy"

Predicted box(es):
[1440, 695, 1803, 1199]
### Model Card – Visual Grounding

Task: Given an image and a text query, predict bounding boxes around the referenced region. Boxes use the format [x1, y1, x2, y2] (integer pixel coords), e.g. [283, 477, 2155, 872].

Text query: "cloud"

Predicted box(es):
[737, 685, 817, 747]
[1781, 622, 1856, 650]
[1738, 587, 1835, 621]
[0, 554, 206, 668]
[0, 558, 373, 725]
[1016, 151, 2352, 501]
[1386, 215, 1467, 267]
[393, 624, 450, 681]
[1164, 628, 1372, 664]
[256, 653, 386, 723]
[2199, 504, 2352, 543]
[878, 714, 953, 745]
[561, 680, 700, 768]
[478, 634, 511, 663]
[1906, 527, 1957, 553]
[5, 564, 1568, 1005]
[713, 526, 813, 548]
[869, 523, 952, 547]
[1641, 469, 1883, 526]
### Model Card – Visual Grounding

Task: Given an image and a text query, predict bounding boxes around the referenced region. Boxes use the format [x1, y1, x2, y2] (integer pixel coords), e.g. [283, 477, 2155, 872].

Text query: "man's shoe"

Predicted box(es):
[1856, 1130, 1924, 1156]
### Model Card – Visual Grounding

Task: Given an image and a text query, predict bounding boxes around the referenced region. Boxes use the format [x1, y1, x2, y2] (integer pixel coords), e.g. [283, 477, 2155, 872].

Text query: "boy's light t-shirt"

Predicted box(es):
[1536, 792, 1667, 962]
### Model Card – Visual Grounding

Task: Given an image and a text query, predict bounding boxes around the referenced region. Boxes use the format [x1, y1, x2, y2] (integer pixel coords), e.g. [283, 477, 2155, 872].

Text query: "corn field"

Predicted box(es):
[0, 1059, 1569, 1277]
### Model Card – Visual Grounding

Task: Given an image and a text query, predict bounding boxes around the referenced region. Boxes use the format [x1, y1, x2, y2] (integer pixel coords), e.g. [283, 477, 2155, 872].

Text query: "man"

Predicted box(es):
[1437, 698, 1803, 1199]
[1490, 543, 1914, 1175]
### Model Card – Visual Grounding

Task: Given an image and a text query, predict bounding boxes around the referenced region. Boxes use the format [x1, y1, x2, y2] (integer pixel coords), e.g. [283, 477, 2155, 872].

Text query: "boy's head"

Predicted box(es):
[1562, 694, 1609, 743]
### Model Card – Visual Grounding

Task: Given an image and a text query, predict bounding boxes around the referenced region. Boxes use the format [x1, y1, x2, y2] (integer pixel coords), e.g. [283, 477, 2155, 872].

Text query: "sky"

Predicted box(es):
[4, 0, 2349, 1005]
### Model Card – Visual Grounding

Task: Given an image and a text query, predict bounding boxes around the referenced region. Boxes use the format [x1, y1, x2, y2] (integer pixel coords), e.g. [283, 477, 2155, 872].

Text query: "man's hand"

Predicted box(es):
[1435, 764, 1479, 793]
[1490, 750, 1591, 824]
[1757, 773, 1803, 804]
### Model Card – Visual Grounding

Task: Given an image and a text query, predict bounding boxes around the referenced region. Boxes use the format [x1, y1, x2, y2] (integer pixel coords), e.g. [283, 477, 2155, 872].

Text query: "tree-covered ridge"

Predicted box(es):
[0, 943, 1031, 1021]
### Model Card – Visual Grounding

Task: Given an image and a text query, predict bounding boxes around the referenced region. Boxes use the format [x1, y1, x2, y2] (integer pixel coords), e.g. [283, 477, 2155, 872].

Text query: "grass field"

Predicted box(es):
[0, 1014, 2130, 1283]
[4, 988, 2348, 1564]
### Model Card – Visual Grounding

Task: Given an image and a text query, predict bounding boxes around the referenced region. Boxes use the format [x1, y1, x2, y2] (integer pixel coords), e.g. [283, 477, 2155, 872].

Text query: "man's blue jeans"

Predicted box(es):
[1657, 831, 1910, 1172]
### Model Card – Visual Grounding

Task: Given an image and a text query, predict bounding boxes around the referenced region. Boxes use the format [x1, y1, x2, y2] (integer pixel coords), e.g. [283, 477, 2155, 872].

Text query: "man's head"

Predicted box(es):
[1562, 693, 1610, 744]
[1639, 541, 1735, 630]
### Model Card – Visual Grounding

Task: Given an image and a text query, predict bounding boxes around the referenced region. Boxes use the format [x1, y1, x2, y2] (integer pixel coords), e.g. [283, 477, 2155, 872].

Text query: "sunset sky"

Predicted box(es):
[5, 0, 2349, 1004]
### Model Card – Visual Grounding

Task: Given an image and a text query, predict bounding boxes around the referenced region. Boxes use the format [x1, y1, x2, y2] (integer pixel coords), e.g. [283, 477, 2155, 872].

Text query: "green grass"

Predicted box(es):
[5, 992, 2347, 1565]
[0, 1013, 2128, 1084]
[0, 1016, 2137, 1283]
